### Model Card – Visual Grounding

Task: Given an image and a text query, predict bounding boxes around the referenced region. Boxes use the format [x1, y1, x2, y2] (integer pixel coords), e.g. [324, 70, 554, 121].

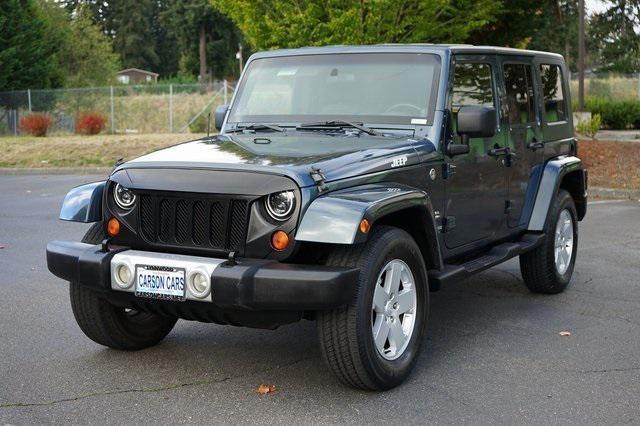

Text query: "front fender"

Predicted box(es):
[528, 156, 587, 231]
[59, 181, 105, 223]
[296, 184, 435, 245]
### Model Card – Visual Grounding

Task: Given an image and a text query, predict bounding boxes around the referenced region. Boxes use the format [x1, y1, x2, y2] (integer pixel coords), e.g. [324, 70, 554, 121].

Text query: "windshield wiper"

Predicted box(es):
[296, 120, 381, 136]
[226, 123, 286, 133]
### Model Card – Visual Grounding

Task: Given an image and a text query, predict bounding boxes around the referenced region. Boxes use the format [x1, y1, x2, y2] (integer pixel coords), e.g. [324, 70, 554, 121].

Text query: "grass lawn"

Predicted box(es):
[0, 133, 204, 168]
[1, 134, 637, 191]
[579, 139, 640, 189]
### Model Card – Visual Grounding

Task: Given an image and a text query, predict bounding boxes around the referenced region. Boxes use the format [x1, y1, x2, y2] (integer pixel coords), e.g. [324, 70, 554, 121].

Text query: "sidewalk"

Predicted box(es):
[592, 130, 640, 142]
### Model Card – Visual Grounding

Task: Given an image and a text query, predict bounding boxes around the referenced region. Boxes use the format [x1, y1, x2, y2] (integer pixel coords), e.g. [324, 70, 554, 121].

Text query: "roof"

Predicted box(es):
[249, 44, 564, 61]
[116, 68, 159, 77]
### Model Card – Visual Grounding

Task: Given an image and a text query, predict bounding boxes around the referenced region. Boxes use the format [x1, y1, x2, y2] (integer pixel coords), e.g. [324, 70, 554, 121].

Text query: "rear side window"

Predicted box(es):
[452, 63, 494, 108]
[503, 63, 535, 125]
[540, 64, 567, 123]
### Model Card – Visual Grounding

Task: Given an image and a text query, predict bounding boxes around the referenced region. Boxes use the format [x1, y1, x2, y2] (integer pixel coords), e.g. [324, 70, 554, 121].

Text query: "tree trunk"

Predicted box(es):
[199, 25, 207, 84]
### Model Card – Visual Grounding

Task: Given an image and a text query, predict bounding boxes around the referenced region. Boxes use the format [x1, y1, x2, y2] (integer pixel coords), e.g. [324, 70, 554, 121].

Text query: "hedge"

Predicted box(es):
[584, 98, 640, 130]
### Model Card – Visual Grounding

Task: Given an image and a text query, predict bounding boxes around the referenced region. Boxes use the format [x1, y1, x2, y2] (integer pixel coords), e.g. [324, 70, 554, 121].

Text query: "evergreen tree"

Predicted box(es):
[210, 0, 501, 50]
[0, 0, 63, 94]
[589, 0, 640, 73]
[163, 0, 242, 80]
[111, 0, 159, 71]
[58, 4, 121, 87]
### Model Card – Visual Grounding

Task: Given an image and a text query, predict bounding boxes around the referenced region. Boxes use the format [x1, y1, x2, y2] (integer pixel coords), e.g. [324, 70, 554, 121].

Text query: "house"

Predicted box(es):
[116, 68, 159, 84]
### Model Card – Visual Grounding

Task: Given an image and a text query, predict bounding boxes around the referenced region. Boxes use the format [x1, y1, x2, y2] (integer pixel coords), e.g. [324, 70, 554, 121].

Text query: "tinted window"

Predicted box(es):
[228, 53, 441, 126]
[452, 63, 494, 108]
[503, 64, 536, 125]
[540, 64, 566, 122]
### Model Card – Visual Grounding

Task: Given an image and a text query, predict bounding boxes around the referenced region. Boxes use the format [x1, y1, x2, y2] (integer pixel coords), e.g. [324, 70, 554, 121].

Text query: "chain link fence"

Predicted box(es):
[569, 74, 640, 102]
[0, 81, 236, 137]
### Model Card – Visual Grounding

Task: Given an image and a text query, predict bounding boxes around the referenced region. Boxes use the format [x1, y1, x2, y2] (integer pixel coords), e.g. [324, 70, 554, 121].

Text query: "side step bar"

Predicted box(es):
[428, 233, 545, 288]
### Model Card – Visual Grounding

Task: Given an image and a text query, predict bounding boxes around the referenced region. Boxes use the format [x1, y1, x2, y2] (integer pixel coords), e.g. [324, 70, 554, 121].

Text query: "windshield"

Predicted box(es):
[228, 53, 441, 127]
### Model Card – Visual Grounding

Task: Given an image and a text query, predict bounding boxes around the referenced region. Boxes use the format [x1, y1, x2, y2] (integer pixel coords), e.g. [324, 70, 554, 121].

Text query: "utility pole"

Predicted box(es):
[236, 44, 244, 75]
[578, 0, 585, 111]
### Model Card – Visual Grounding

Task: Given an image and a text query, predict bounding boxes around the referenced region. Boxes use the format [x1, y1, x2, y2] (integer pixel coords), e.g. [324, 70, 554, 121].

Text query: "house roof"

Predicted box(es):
[116, 68, 159, 77]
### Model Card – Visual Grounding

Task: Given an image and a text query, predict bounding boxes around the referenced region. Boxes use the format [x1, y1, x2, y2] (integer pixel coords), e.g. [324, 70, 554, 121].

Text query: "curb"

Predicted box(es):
[590, 186, 640, 200]
[0, 167, 111, 176]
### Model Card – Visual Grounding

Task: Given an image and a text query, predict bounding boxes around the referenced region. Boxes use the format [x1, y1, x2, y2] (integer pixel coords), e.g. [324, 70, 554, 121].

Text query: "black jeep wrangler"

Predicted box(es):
[47, 45, 587, 391]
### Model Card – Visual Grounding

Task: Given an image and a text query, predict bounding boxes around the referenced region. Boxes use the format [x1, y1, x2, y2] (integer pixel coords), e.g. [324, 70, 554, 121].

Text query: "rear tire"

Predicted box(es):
[520, 189, 578, 294]
[317, 226, 429, 390]
[70, 222, 177, 350]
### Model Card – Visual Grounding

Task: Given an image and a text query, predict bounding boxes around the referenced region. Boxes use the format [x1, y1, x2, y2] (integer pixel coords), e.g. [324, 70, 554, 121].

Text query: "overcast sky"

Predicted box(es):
[586, 0, 608, 15]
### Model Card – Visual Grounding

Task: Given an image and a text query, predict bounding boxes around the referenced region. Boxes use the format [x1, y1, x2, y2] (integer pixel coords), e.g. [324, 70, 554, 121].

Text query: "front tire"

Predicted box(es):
[520, 189, 578, 294]
[317, 226, 429, 390]
[70, 223, 177, 350]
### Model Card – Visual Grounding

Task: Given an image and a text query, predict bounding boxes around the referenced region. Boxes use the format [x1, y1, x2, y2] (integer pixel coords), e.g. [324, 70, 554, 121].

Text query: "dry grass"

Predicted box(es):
[579, 139, 640, 189]
[0, 133, 204, 168]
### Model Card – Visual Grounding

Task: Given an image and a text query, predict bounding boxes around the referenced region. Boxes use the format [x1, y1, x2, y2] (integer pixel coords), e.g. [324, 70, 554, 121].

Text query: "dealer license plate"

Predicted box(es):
[135, 264, 186, 301]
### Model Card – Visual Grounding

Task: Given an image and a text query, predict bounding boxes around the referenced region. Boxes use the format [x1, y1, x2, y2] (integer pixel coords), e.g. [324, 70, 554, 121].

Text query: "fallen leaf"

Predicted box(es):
[559, 331, 571, 336]
[256, 384, 276, 395]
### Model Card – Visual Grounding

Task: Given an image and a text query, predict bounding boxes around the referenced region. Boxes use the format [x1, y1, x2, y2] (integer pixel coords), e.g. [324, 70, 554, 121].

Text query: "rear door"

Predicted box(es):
[499, 58, 544, 228]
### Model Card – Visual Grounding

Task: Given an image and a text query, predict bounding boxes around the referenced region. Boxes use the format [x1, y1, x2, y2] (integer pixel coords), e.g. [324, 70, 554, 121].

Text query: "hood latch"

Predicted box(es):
[310, 167, 327, 193]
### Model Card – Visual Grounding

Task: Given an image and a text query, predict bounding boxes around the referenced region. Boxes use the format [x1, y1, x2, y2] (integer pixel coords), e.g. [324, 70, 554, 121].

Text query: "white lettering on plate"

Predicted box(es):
[391, 156, 408, 168]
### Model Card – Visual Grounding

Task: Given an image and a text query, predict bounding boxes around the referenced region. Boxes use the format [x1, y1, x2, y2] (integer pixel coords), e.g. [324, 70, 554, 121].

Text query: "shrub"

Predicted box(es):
[75, 112, 107, 135]
[584, 98, 640, 130]
[188, 112, 212, 133]
[576, 114, 602, 139]
[19, 113, 53, 137]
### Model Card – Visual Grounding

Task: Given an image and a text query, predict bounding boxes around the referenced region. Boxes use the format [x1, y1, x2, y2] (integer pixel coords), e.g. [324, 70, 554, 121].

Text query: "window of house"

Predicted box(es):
[503, 63, 536, 125]
[540, 64, 567, 123]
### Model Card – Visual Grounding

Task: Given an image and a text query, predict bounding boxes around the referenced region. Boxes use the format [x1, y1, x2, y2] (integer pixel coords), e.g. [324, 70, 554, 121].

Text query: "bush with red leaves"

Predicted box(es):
[19, 113, 53, 137]
[75, 112, 107, 135]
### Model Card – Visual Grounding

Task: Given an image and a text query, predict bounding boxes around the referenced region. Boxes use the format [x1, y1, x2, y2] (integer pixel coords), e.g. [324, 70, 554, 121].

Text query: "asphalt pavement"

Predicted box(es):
[1, 174, 639, 424]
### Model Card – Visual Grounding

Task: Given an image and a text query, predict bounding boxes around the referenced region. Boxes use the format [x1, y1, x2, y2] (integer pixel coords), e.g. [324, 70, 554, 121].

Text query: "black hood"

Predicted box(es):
[118, 132, 434, 187]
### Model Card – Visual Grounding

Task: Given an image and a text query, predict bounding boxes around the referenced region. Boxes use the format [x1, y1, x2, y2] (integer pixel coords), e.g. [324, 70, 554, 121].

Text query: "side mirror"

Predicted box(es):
[456, 105, 497, 140]
[214, 104, 229, 131]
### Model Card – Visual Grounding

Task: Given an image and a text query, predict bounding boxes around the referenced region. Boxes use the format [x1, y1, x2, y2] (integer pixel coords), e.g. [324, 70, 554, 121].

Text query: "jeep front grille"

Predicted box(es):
[138, 192, 250, 253]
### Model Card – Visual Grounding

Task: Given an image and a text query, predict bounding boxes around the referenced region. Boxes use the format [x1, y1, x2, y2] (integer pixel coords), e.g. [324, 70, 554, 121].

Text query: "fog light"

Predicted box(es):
[114, 263, 133, 288]
[271, 230, 289, 251]
[107, 217, 120, 237]
[188, 270, 210, 299]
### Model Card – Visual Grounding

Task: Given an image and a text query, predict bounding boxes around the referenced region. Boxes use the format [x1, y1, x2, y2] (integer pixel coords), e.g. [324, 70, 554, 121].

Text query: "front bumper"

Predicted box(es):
[46, 240, 358, 311]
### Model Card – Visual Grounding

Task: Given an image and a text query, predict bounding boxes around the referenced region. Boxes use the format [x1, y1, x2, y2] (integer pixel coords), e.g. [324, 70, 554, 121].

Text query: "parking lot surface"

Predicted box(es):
[1, 175, 639, 424]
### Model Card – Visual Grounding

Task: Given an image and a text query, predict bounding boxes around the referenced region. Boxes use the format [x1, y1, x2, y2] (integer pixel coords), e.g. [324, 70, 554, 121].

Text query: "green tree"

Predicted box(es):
[470, 1, 579, 70]
[111, 0, 159, 71]
[211, 0, 502, 50]
[58, 5, 120, 87]
[589, 0, 640, 73]
[0, 0, 63, 94]
[163, 0, 242, 80]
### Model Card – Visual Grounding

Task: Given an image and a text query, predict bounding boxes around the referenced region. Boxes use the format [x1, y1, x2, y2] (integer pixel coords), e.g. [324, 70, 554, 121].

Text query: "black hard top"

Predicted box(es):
[250, 44, 564, 61]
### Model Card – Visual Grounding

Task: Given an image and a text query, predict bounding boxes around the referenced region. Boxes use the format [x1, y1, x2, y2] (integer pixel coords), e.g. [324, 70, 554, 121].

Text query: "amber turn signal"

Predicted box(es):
[359, 219, 370, 234]
[271, 230, 289, 251]
[107, 217, 120, 237]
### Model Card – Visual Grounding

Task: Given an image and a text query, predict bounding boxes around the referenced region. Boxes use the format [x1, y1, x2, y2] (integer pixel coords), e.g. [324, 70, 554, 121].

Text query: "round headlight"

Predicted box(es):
[265, 190, 295, 221]
[113, 183, 136, 210]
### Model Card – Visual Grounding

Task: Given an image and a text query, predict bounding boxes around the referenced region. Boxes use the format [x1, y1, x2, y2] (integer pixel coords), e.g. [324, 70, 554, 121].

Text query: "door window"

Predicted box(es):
[503, 64, 536, 125]
[451, 63, 497, 155]
[452, 63, 495, 108]
[540, 64, 567, 123]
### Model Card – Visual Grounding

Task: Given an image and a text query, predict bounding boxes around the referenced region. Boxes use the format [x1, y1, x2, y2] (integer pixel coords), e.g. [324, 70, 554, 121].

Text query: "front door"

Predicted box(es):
[500, 59, 544, 228]
[444, 56, 506, 249]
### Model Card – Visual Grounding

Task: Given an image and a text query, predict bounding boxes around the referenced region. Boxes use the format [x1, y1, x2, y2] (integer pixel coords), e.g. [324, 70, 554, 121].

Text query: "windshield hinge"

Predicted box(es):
[310, 167, 327, 192]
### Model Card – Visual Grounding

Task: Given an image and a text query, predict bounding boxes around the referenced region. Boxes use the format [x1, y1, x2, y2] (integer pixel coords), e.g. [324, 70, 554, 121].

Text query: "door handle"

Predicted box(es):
[527, 139, 544, 151]
[488, 147, 509, 157]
